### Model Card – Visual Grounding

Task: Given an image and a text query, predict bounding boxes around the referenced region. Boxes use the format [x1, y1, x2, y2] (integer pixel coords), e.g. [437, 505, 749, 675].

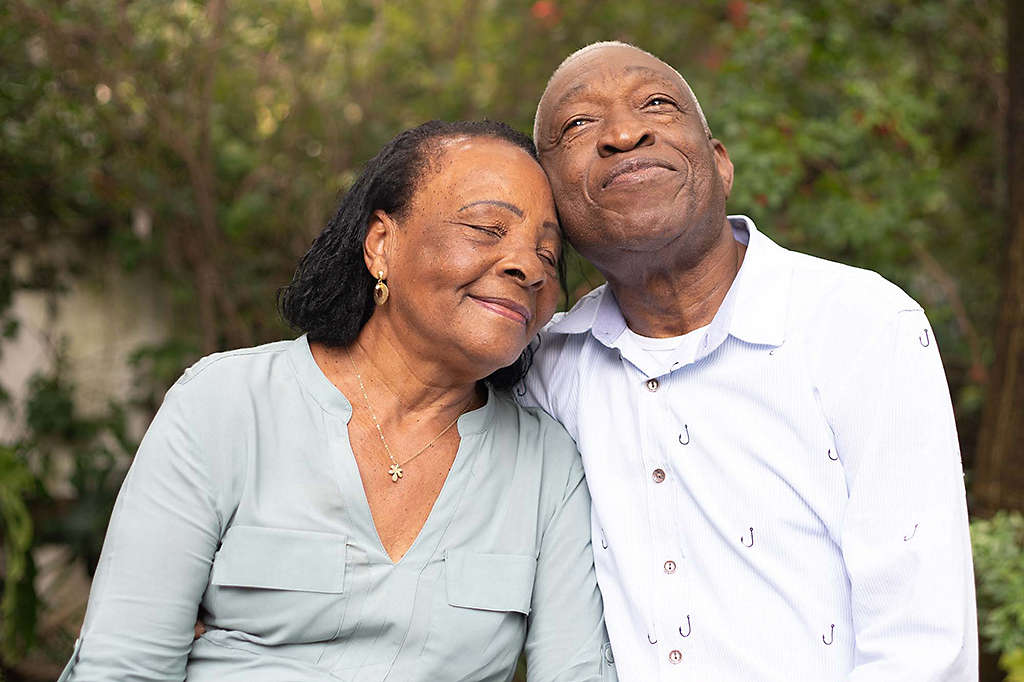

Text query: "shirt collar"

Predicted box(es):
[546, 282, 620, 337]
[713, 215, 790, 348]
[547, 215, 791, 351]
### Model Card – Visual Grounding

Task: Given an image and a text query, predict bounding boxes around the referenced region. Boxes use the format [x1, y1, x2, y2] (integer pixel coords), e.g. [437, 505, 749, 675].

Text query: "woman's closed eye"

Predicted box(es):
[453, 222, 508, 238]
[537, 249, 558, 267]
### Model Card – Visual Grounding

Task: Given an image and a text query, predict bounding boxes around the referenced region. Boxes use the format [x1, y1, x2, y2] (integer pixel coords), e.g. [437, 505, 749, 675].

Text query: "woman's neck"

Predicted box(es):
[312, 319, 483, 426]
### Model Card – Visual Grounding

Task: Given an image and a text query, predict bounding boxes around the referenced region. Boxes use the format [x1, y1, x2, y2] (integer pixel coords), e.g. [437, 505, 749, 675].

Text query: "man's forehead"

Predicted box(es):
[548, 47, 683, 98]
[539, 46, 687, 123]
[533, 42, 711, 143]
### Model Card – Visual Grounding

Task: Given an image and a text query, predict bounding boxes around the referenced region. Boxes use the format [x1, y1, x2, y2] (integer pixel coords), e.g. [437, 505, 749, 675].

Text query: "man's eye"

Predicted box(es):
[645, 96, 676, 108]
[562, 118, 589, 133]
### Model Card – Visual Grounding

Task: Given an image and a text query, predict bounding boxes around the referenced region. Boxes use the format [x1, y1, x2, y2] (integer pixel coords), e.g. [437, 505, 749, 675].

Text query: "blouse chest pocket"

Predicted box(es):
[203, 525, 348, 645]
[431, 550, 536, 665]
[445, 550, 536, 614]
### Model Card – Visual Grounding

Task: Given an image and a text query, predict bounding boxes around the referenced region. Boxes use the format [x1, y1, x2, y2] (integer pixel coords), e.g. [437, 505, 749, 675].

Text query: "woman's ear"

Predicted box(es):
[364, 209, 396, 278]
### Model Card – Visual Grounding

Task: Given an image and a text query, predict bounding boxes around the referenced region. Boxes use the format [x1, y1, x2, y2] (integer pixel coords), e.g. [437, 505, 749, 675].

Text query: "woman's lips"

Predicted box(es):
[470, 296, 531, 325]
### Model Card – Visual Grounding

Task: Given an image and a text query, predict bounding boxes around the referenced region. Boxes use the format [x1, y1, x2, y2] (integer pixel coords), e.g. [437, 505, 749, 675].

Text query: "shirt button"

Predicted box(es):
[646, 378, 659, 392]
[664, 560, 677, 574]
[652, 468, 666, 483]
[669, 649, 683, 664]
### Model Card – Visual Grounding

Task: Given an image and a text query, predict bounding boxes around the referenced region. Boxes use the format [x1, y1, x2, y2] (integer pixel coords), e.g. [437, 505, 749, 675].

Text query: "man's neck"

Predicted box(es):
[602, 218, 746, 338]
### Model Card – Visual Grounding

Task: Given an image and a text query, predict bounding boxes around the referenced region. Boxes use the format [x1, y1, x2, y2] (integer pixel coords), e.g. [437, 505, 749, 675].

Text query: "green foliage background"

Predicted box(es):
[0, 0, 1016, 679]
[973, 513, 1024, 680]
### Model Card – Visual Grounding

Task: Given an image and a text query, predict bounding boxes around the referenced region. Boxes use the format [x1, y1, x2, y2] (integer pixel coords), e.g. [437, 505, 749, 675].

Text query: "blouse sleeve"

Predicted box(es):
[523, 430, 617, 682]
[60, 379, 225, 681]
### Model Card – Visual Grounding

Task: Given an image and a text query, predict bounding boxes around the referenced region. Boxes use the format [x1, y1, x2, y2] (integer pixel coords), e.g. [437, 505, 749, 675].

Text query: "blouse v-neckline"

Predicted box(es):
[286, 335, 495, 566]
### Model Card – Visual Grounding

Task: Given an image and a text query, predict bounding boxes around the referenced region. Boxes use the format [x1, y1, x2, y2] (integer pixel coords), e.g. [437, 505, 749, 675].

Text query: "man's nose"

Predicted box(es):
[598, 107, 654, 156]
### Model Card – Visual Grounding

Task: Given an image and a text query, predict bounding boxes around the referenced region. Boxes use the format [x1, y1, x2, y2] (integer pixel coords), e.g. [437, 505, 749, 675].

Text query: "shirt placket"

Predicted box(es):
[637, 371, 690, 676]
[662, 370, 695, 677]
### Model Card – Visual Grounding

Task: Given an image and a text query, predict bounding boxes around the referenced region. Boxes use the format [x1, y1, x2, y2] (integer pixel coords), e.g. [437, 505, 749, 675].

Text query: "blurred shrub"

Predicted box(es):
[972, 512, 1024, 681]
[0, 361, 135, 670]
[0, 443, 40, 660]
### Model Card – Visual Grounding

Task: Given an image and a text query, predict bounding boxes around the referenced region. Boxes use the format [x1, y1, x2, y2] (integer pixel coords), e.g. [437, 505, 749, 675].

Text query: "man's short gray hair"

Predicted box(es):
[532, 41, 712, 143]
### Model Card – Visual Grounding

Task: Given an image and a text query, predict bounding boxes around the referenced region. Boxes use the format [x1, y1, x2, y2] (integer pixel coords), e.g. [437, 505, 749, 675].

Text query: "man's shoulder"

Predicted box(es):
[517, 293, 606, 424]
[782, 247, 922, 336]
[521, 327, 586, 409]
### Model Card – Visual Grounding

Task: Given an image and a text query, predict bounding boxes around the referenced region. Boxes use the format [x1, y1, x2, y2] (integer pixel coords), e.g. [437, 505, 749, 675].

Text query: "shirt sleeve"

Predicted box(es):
[825, 308, 978, 681]
[60, 379, 224, 681]
[523, 438, 616, 682]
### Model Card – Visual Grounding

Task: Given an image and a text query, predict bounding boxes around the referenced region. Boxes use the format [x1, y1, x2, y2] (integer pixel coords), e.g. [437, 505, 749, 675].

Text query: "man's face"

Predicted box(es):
[535, 45, 733, 265]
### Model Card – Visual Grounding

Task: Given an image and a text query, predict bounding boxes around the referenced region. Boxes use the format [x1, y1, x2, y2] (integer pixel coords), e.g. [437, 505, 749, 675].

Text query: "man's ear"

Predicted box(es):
[711, 139, 734, 199]
[364, 209, 396, 278]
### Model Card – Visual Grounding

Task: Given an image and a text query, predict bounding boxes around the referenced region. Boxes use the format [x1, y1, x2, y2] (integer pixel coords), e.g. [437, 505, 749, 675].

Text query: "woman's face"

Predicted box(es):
[371, 137, 562, 380]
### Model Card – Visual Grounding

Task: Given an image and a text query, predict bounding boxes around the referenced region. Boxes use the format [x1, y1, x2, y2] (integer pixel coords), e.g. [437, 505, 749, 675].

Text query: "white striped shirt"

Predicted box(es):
[520, 216, 977, 681]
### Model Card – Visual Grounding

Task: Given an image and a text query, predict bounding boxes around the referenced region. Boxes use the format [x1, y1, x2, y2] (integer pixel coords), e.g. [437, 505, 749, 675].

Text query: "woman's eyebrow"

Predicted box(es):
[458, 200, 523, 217]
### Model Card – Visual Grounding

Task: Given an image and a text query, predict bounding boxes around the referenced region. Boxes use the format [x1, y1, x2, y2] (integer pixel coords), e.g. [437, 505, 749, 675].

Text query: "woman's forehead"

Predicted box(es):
[427, 137, 537, 180]
[413, 139, 551, 211]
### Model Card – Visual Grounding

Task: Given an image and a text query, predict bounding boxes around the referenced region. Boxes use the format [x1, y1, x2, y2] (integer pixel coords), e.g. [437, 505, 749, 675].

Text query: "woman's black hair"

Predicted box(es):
[278, 119, 567, 390]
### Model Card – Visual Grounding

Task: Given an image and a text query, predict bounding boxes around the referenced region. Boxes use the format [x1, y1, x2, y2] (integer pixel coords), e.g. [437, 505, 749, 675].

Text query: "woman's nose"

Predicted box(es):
[501, 249, 547, 289]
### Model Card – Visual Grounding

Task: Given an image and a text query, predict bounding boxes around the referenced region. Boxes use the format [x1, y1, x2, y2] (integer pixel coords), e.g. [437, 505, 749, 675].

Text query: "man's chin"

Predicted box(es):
[573, 229, 683, 266]
[597, 210, 686, 245]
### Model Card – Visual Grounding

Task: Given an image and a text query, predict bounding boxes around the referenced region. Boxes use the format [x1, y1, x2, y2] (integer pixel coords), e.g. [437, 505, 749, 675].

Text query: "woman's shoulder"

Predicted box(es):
[159, 338, 301, 433]
[177, 339, 296, 388]
[488, 389, 585, 483]
[490, 388, 575, 440]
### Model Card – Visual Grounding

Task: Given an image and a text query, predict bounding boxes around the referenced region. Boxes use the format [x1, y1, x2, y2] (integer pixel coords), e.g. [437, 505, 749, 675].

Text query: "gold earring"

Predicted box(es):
[373, 270, 389, 305]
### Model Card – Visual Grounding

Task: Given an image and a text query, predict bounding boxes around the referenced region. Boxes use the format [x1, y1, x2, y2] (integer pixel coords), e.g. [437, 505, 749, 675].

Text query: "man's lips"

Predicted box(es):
[470, 296, 532, 325]
[601, 157, 676, 189]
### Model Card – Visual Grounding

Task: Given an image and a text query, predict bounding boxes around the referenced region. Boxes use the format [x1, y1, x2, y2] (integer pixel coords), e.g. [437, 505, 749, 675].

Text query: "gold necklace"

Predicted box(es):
[346, 348, 469, 482]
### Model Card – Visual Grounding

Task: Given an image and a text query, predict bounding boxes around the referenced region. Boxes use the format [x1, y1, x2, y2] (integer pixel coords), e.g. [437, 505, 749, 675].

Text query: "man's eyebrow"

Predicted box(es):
[553, 66, 679, 112]
[624, 65, 669, 80]
[553, 82, 590, 110]
[458, 200, 524, 217]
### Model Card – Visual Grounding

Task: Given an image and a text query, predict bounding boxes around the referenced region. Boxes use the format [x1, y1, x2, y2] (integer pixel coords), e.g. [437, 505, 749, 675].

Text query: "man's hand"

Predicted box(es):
[194, 620, 206, 640]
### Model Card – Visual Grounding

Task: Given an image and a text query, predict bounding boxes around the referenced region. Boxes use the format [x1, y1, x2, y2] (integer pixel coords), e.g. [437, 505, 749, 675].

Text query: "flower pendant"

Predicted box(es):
[388, 463, 404, 482]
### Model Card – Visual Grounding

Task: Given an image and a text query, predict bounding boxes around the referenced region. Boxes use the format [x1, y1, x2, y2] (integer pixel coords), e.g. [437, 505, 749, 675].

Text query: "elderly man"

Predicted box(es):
[522, 42, 977, 681]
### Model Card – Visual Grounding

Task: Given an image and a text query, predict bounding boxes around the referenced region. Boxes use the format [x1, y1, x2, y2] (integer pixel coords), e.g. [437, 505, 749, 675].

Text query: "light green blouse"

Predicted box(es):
[60, 336, 615, 682]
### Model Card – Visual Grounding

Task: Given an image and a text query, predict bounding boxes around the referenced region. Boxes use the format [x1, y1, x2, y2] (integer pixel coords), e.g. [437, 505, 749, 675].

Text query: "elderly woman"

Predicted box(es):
[59, 120, 615, 681]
